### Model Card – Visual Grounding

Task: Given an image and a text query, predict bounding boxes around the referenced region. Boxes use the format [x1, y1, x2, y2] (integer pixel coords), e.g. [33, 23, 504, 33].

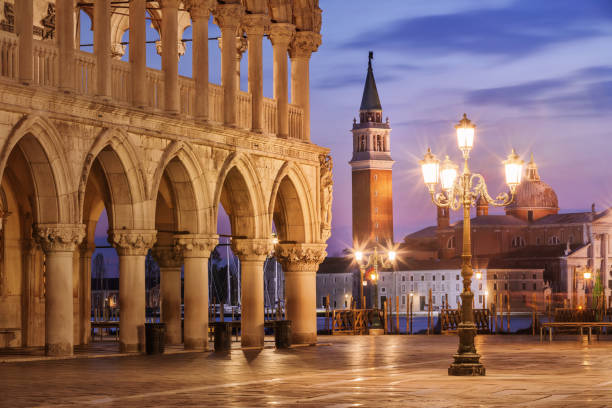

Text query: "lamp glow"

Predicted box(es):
[355, 251, 363, 262]
[584, 271, 592, 280]
[504, 149, 524, 188]
[475, 272, 482, 279]
[440, 156, 458, 191]
[420, 148, 440, 188]
[455, 113, 475, 155]
[388, 251, 397, 261]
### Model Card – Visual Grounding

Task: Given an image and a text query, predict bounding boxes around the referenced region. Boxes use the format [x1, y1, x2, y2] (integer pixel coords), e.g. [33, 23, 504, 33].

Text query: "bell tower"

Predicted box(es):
[350, 52, 394, 248]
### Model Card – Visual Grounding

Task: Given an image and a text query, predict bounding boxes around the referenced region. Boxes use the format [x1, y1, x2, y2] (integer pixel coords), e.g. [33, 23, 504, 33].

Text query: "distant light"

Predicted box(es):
[475, 272, 482, 280]
[355, 251, 363, 262]
[388, 251, 396, 261]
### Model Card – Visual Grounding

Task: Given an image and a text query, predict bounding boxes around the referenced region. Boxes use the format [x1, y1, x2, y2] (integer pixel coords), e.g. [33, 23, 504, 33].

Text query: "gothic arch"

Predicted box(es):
[0, 115, 75, 224]
[213, 152, 267, 238]
[150, 141, 212, 235]
[268, 161, 316, 243]
[78, 128, 148, 230]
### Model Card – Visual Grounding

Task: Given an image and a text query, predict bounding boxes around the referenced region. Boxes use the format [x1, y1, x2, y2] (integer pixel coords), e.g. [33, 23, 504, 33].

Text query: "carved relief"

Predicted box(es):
[108, 230, 157, 256]
[213, 3, 244, 29]
[175, 234, 218, 258]
[319, 154, 333, 241]
[151, 245, 184, 268]
[289, 31, 321, 58]
[231, 238, 272, 261]
[275, 243, 327, 272]
[1, 2, 14, 32]
[41, 3, 55, 40]
[33, 224, 86, 252]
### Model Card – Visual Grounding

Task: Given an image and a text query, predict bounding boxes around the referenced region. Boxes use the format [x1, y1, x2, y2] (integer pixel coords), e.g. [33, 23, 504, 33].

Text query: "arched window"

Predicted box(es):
[549, 236, 560, 245]
[377, 135, 382, 151]
[511, 236, 526, 248]
[360, 136, 366, 151]
[447, 236, 456, 249]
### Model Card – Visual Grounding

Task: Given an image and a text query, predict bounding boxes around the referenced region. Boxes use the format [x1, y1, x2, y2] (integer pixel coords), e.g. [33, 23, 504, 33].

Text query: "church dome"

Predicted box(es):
[505, 154, 558, 220]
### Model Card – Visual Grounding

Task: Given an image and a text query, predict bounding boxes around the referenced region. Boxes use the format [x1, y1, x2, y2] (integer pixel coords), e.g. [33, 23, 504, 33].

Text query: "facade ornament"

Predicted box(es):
[242, 13, 270, 37]
[151, 245, 184, 268]
[108, 229, 157, 256]
[184, 0, 213, 19]
[34, 224, 86, 253]
[319, 154, 333, 240]
[174, 234, 218, 258]
[275, 243, 327, 272]
[289, 31, 321, 59]
[111, 43, 126, 60]
[155, 40, 187, 57]
[269, 23, 295, 47]
[231, 238, 273, 261]
[213, 3, 244, 30]
[41, 3, 55, 40]
[1, 2, 14, 32]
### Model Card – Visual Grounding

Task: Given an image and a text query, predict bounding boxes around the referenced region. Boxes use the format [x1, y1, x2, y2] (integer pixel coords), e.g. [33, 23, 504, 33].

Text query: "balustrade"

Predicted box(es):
[1, 40, 304, 139]
[0, 31, 17, 80]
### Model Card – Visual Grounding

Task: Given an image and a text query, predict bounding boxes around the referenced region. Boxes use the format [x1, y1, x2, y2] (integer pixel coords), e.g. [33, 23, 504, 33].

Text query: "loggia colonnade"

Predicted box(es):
[0, 0, 331, 356]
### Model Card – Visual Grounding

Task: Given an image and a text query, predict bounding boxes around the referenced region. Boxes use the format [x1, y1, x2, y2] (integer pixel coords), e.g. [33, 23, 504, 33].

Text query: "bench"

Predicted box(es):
[540, 322, 612, 344]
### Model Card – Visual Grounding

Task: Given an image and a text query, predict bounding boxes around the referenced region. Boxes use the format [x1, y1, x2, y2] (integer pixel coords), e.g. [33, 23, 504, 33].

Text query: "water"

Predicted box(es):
[316, 315, 537, 334]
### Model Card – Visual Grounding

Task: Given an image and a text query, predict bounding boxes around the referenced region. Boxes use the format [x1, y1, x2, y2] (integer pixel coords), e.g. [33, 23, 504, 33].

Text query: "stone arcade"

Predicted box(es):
[0, 0, 330, 356]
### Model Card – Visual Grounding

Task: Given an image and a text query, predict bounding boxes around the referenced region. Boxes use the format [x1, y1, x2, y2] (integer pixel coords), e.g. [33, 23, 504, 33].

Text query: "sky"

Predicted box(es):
[310, 0, 612, 255]
[83, 0, 612, 264]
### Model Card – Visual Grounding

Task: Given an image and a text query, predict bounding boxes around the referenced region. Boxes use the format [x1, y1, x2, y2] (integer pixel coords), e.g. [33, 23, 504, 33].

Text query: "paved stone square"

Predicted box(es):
[1, 335, 612, 407]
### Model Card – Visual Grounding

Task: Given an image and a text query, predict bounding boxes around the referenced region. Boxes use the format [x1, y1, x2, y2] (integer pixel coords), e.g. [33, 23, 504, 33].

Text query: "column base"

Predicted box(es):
[241, 334, 264, 349]
[448, 353, 486, 376]
[369, 328, 384, 336]
[46, 342, 72, 356]
[291, 332, 316, 345]
[184, 338, 207, 350]
[120, 342, 142, 353]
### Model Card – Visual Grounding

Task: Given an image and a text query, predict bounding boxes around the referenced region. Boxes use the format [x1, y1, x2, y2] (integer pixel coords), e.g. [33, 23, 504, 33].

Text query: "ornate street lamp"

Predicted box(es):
[420, 113, 524, 376]
[354, 247, 396, 333]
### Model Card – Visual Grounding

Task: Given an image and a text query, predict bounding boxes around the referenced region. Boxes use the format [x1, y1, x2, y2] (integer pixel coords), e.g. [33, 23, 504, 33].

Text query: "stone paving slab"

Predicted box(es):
[1, 335, 611, 407]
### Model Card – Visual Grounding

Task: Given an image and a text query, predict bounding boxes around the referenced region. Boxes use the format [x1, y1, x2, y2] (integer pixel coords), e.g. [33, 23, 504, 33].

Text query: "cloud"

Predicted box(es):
[464, 69, 612, 114]
[343, 0, 612, 59]
[312, 71, 399, 90]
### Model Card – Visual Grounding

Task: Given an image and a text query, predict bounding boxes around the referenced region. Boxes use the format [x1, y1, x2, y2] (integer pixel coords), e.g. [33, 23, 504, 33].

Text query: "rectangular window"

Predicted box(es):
[494, 283, 498, 290]
[533, 283, 537, 290]
[456, 284, 460, 291]
[402, 276, 406, 282]
[533, 274, 536, 279]
[504, 283, 508, 290]
[421, 276, 424, 281]
[456, 275, 460, 280]
[433, 296, 436, 305]
[382, 287, 386, 292]
[442, 275, 445, 281]
[401, 285, 406, 292]
[478, 295, 483, 304]
[433, 275, 436, 281]
[478, 283, 482, 290]
[522, 283, 526, 290]
[402, 295, 406, 305]
[410, 276, 414, 281]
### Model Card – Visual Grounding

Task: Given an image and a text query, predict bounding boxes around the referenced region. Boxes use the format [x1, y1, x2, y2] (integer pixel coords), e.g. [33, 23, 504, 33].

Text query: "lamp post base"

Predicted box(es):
[448, 353, 486, 376]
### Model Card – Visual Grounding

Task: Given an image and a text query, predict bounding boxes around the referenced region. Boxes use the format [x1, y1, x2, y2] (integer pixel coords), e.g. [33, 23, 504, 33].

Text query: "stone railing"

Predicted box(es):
[0, 41, 305, 139]
[0, 31, 17, 80]
[32, 39, 58, 87]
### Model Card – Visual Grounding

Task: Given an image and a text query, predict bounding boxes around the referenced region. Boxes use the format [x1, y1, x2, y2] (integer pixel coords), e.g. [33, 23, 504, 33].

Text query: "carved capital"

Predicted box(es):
[269, 23, 295, 48]
[275, 243, 327, 272]
[158, 0, 180, 9]
[184, 0, 212, 20]
[242, 14, 270, 37]
[175, 234, 218, 258]
[34, 224, 86, 253]
[151, 245, 184, 268]
[155, 40, 186, 57]
[231, 238, 273, 262]
[213, 3, 244, 30]
[289, 31, 321, 59]
[109, 229, 157, 256]
[111, 42, 126, 60]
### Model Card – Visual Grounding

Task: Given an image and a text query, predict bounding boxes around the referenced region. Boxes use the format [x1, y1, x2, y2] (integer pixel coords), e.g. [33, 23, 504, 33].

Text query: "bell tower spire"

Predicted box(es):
[350, 52, 394, 249]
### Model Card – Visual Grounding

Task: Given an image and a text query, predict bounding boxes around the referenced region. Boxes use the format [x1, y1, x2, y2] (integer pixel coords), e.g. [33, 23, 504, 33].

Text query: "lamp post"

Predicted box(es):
[354, 248, 396, 334]
[420, 113, 524, 376]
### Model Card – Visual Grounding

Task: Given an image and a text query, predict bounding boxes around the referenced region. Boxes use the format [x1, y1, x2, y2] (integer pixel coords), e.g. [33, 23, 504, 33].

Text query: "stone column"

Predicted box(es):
[57, 0, 76, 91]
[603, 233, 609, 292]
[289, 32, 321, 141]
[214, 3, 244, 127]
[151, 245, 184, 345]
[34, 224, 86, 356]
[276, 243, 326, 345]
[269, 23, 295, 138]
[159, 0, 180, 114]
[243, 14, 269, 133]
[78, 241, 95, 345]
[94, 0, 112, 98]
[130, 0, 147, 107]
[16, 0, 33, 84]
[175, 234, 217, 350]
[109, 230, 156, 353]
[232, 238, 272, 348]
[187, 0, 211, 122]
